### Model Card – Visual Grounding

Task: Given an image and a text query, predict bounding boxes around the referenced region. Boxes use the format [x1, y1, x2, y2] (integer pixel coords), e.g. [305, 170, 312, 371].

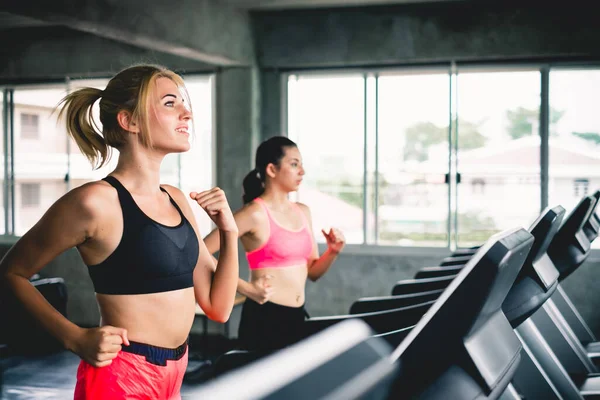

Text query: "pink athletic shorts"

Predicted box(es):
[74, 340, 188, 400]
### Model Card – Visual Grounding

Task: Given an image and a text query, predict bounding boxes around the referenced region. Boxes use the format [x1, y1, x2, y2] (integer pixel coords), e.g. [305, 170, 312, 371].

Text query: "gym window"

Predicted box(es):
[287, 67, 600, 249]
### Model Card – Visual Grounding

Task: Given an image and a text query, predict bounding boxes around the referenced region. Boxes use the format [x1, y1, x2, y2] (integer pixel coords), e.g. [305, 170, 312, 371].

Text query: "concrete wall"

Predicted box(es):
[0, 0, 257, 83]
[260, 70, 284, 141]
[305, 245, 449, 316]
[0, 27, 215, 83]
[308, 248, 600, 338]
[253, 1, 600, 69]
[215, 67, 261, 212]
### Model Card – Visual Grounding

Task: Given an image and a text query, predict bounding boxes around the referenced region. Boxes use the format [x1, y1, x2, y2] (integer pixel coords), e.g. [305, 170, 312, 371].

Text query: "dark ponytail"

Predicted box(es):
[242, 136, 297, 204]
[242, 168, 263, 204]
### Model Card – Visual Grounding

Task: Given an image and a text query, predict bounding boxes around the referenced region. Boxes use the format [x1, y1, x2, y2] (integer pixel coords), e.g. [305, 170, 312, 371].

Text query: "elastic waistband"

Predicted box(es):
[245, 298, 310, 318]
[121, 339, 188, 366]
[246, 298, 304, 310]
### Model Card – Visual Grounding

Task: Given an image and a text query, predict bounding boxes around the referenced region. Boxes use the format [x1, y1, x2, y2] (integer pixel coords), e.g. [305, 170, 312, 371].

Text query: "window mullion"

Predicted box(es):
[9, 89, 15, 236]
[2, 89, 10, 235]
[374, 74, 380, 244]
[362, 74, 368, 245]
[540, 67, 550, 211]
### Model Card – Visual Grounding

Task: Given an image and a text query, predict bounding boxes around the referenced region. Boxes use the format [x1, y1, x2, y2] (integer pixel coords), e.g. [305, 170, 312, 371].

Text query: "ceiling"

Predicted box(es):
[0, 2, 460, 32]
[0, 11, 54, 30]
[219, 0, 460, 10]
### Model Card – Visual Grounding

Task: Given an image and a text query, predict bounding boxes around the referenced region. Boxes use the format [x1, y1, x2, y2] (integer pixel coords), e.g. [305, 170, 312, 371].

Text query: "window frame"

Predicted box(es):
[283, 61, 600, 255]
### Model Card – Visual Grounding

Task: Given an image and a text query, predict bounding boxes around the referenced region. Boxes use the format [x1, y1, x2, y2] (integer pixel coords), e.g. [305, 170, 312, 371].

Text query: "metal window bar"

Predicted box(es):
[374, 74, 380, 244]
[362, 74, 368, 245]
[540, 67, 550, 211]
[9, 89, 14, 235]
[449, 63, 458, 250]
[3, 89, 9, 234]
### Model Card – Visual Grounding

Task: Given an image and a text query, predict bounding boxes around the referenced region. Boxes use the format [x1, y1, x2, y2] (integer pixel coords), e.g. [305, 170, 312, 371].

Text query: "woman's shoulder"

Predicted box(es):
[68, 180, 116, 205]
[51, 180, 118, 221]
[232, 199, 268, 228]
[294, 202, 312, 215]
[239, 198, 265, 218]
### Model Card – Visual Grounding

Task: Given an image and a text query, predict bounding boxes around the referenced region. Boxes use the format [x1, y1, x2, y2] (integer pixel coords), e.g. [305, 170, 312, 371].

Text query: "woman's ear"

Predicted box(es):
[116, 110, 140, 133]
[266, 163, 278, 179]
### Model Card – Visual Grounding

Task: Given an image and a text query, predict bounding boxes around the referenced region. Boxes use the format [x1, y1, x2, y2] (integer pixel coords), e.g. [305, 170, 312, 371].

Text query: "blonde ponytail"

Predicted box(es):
[57, 88, 109, 169]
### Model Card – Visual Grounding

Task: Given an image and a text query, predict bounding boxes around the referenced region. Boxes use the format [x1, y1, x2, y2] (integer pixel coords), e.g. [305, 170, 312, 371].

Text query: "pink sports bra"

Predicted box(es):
[246, 198, 314, 270]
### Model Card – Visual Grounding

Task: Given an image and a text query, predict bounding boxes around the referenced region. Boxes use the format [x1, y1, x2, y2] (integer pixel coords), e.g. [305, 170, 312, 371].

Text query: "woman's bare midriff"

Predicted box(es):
[96, 287, 196, 349]
[250, 264, 308, 307]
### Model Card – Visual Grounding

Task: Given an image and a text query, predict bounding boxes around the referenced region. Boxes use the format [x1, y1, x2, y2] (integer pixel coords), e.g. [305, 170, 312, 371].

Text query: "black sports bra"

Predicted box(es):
[86, 176, 199, 295]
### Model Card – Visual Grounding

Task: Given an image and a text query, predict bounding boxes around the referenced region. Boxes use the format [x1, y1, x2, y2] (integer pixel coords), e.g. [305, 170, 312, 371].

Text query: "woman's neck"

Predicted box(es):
[110, 147, 165, 195]
[261, 186, 291, 209]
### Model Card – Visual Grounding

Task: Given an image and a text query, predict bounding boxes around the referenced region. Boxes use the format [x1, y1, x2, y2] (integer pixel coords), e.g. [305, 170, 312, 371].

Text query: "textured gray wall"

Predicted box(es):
[2, 0, 254, 67]
[253, 2, 600, 68]
[306, 251, 600, 339]
[215, 67, 261, 213]
[0, 27, 213, 82]
[304, 245, 449, 316]
[260, 70, 284, 141]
